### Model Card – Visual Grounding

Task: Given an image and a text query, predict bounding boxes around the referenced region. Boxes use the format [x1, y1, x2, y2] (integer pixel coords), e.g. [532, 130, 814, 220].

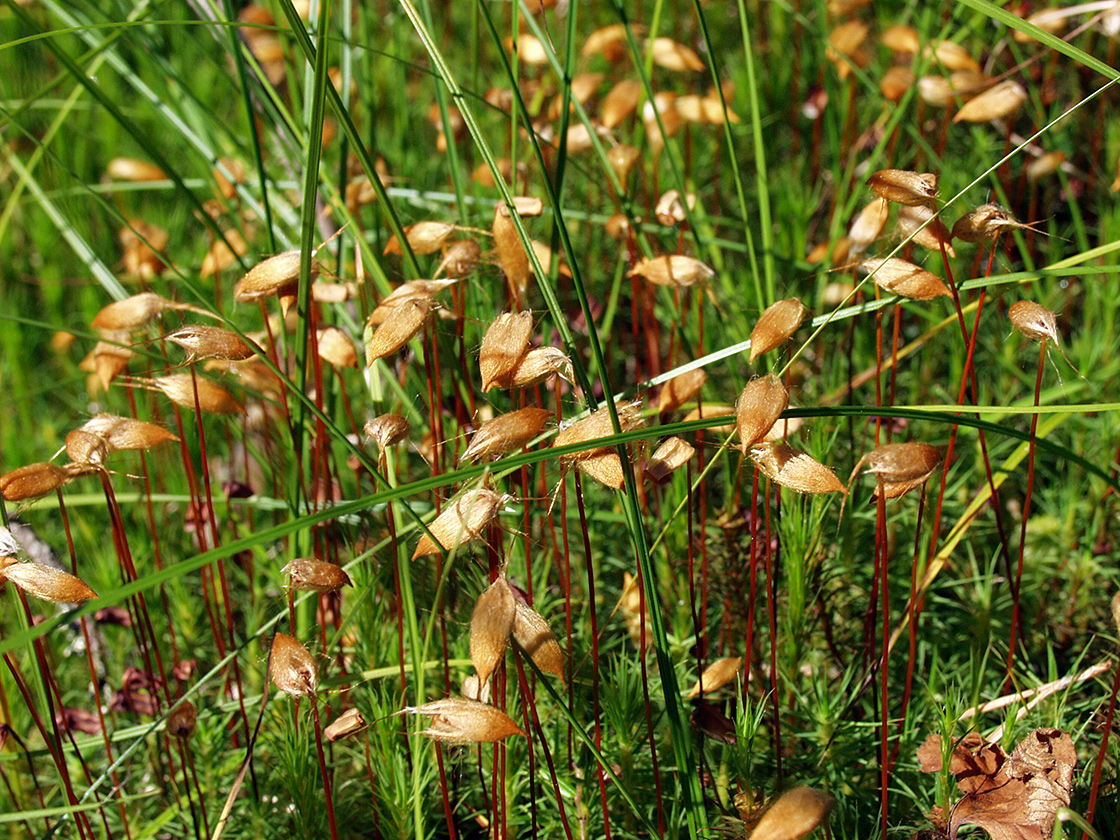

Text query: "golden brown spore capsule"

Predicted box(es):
[439, 240, 482, 279]
[0, 560, 97, 603]
[479, 311, 533, 391]
[470, 576, 516, 686]
[649, 37, 705, 72]
[383, 221, 457, 256]
[1008, 300, 1060, 343]
[132, 373, 245, 415]
[628, 254, 714, 288]
[166, 325, 255, 362]
[79, 415, 179, 451]
[234, 251, 321, 303]
[750, 787, 836, 840]
[367, 279, 455, 326]
[606, 144, 641, 182]
[897, 204, 955, 256]
[658, 368, 707, 413]
[750, 299, 808, 363]
[600, 79, 642, 128]
[105, 157, 167, 182]
[512, 601, 565, 682]
[1026, 150, 1066, 182]
[655, 190, 696, 226]
[686, 656, 743, 698]
[493, 199, 543, 305]
[269, 633, 318, 697]
[528, 240, 572, 280]
[201, 229, 248, 279]
[91, 293, 170, 331]
[644, 93, 682, 151]
[166, 700, 197, 738]
[405, 697, 524, 745]
[553, 402, 644, 463]
[645, 436, 696, 483]
[412, 488, 509, 559]
[848, 198, 889, 255]
[844, 442, 941, 510]
[951, 203, 1031, 243]
[315, 326, 358, 369]
[880, 66, 916, 103]
[867, 169, 939, 206]
[365, 298, 432, 364]
[953, 79, 1027, 123]
[461, 407, 553, 464]
[284, 558, 352, 593]
[65, 430, 109, 468]
[364, 413, 411, 449]
[508, 346, 574, 388]
[683, 404, 735, 434]
[881, 24, 919, 54]
[826, 21, 869, 77]
[927, 39, 980, 72]
[859, 257, 950, 301]
[324, 707, 366, 742]
[119, 220, 168, 279]
[0, 462, 73, 502]
[576, 450, 626, 489]
[583, 23, 636, 61]
[736, 375, 790, 454]
[750, 442, 847, 495]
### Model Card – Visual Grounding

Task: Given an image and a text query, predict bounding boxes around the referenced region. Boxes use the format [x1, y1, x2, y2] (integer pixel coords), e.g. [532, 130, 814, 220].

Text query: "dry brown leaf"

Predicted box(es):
[461, 407, 552, 463]
[686, 656, 743, 698]
[406, 697, 524, 744]
[480, 311, 533, 390]
[512, 601, 564, 682]
[750, 442, 846, 495]
[918, 729, 1075, 840]
[412, 488, 508, 559]
[470, 576, 516, 685]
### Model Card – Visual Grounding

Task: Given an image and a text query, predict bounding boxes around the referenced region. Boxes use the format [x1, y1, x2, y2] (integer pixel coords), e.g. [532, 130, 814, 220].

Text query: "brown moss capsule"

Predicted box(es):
[92, 293, 178, 331]
[284, 558, 352, 593]
[528, 240, 572, 280]
[324, 707, 366, 742]
[1008, 300, 1060, 343]
[119, 220, 168, 279]
[364, 413, 410, 449]
[827, 21, 869, 77]
[201, 229, 248, 279]
[683, 404, 735, 434]
[269, 633, 318, 697]
[897, 205, 956, 256]
[628, 255, 714, 288]
[750, 299, 807, 363]
[79, 415, 178, 451]
[600, 79, 642, 128]
[1, 462, 73, 502]
[606, 144, 641, 182]
[867, 169, 939, 207]
[879, 66, 915, 103]
[105, 157, 166, 182]
[493, 198, 543, 305]
[512, 601, 564, 682]
[859, 257, 950, 301]
[658, 368, 707, 413]
[750, 787, 836, 840]
[576, 450, 626, 489]
[655, 190, 696, 226]
[132, 374, 245, 414]
[438, 240, 482, 279]
[582, 24, 634, 62]
[234, 251, 321, 303]
[65, 430, 109, 468]
[953, 80, 1027, 123]
[461, 407, 552, 464]
[405, 697, 524, 745]
[951, 203, 1032, 243]
[479, 311, 533, 391]
[508, 346, 574, 388]
[365, 298, 432, 364]
[881, 24, 919, 54]
[412, 488, 509, 559]
[645, 436, 695, 483]
[1026, 151, 1066, 182]
[848, 198, 889, 255]
[166, 325, 255, 361]
[750, 442, 846, 495]
[367, 279, 454, 326]
[383, 221, 457, 256]
[736, 375, 790, 453]
[926, 39, 980, 72]
[470, 576, 516, 686]
[649, 37, 704, 72]
[316, 326, 358, 369]
[166, 700, 197, 738]
[553, 402, 643, 464]
[686, 656, 743, 698]
[0, 559, 97, 603]
[843, 442, 940, 514]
